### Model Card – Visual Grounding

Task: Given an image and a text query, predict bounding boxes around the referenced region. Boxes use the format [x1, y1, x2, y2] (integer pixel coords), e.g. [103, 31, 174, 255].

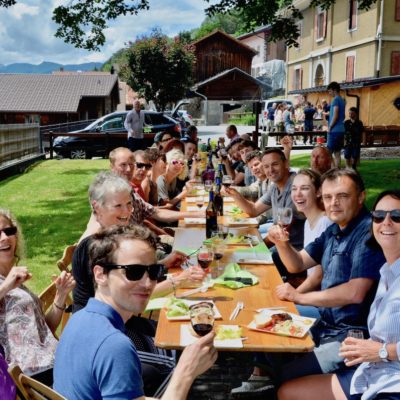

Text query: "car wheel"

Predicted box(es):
[70, 148, 89, 159]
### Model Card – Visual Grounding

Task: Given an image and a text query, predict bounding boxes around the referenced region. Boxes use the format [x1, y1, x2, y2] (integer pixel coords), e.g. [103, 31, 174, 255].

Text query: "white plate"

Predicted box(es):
[233, 252, 273, 264]
[186, 196, 209, 203]
[225, 217, 259, 226]
[166, 299, 222, 321]
[187, 206, 207, 211]
[223, 197, 235, 202]
[247, 311, 316, 338]
[180, 324, 243, 348]
[184, 218, 206, 225]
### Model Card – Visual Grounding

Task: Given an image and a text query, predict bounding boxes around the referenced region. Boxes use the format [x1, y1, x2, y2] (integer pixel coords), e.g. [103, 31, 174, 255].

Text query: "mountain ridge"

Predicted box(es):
[0, 61, 104, 74]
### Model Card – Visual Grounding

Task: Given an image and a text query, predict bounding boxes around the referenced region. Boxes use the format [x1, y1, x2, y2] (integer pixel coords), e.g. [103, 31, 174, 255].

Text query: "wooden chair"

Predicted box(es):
[39, 282, 73, 337]
[8, 365, 66, 400]
[56, 243, 77, 273]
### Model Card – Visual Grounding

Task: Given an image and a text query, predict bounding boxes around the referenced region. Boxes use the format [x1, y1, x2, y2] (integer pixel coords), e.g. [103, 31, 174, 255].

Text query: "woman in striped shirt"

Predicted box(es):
[278, 189, 400, 400]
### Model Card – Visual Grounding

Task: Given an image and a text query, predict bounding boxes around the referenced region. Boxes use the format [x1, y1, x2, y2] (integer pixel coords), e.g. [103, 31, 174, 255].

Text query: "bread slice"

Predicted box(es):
[255, 313, 272, 329]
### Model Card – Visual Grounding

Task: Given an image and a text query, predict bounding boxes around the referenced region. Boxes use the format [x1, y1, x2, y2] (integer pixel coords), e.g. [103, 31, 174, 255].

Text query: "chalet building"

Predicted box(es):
[0, 73, 120, 125]
[286, 0, 400, 125]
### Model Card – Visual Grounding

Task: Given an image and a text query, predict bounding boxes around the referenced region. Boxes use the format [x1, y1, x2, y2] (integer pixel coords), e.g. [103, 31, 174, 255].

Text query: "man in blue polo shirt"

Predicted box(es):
[54, 225, 217, 400]
[231, 169, 385, 397]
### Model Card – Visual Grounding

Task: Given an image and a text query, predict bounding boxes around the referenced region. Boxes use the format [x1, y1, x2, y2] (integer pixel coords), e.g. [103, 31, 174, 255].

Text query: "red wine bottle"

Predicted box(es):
[214, 163, 224, 216]
[206, 190, 218, 238]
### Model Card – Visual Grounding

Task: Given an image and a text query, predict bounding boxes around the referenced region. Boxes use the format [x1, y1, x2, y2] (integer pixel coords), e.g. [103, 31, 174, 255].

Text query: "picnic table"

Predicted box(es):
[154, 195, 315, 353]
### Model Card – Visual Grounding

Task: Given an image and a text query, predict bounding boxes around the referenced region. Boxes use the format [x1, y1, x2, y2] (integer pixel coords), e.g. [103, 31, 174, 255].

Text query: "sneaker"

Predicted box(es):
[231, 375, 275, 398]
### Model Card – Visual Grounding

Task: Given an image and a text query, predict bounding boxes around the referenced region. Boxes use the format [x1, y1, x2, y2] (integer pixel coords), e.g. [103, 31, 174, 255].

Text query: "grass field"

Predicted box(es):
[0, 156, 399, 293]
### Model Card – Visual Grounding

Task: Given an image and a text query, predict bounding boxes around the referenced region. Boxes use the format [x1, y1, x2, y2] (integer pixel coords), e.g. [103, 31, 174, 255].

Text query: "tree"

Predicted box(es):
[0, 0, 378, 51]
[122, 30, 195, 111]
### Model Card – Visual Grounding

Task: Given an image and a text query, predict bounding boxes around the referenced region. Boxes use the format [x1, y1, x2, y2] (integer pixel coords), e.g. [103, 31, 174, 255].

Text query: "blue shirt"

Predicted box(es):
[267, 106, 275, 121]
[305, 207, 385, 336]
[351, 258, 400, 397]
[54, 298, 144, 400]
[329, 95, 345, 133]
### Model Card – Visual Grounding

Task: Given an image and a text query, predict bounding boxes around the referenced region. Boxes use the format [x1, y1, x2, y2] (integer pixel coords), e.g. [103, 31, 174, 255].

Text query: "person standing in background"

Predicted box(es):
[327, 82, 345, 167]
[344, 107, 364, 170]
[124, 100, 145, 151]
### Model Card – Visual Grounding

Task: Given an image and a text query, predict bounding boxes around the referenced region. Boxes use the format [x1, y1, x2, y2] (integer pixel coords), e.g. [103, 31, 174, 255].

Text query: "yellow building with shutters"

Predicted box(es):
[286, 0, 400, 125]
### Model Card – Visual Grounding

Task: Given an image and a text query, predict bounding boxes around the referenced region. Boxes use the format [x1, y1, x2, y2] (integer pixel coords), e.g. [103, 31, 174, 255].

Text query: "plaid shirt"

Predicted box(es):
[130, 191, 155, 225]
[306, 207, 385, 337]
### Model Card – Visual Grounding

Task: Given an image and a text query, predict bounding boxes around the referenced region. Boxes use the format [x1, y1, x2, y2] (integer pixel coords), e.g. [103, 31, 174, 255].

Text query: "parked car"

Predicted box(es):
[53, 111, 181, 159]
[260, 99, 293, 131]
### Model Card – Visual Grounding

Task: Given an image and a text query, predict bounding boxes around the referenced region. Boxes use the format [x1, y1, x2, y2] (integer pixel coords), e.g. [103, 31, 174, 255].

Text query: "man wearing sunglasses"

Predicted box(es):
[235, 168, 386, 396]
[54, 225, 217, 400]
[130, 150, 152, 200]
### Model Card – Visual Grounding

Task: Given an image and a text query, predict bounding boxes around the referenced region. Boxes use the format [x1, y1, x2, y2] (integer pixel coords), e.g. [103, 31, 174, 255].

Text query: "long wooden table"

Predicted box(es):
[154, 222, 315, 353]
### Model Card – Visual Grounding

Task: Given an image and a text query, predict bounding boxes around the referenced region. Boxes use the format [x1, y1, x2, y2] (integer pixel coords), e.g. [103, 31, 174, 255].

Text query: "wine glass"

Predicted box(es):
[222, 175, 233, 189]
[190, 302, 214, 337]
[195, 196, 204, 210]
[197, 246, 214, 272]
[276, 207, 293, 229]
[204, 180, 213, 192]
[347, 329, 364, 339]
[210, 229, 224, 245]
[221, 224, 230, 240]
[213, 242, 226, 276]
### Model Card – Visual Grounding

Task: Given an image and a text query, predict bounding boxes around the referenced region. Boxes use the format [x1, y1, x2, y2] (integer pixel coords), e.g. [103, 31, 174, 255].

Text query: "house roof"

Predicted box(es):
[193, 29, 257, 55]
[288, 75, 400, 95]
[191, 67, 266, 100]
[0, 73, 118, 113]
[237, 25, 271, 41]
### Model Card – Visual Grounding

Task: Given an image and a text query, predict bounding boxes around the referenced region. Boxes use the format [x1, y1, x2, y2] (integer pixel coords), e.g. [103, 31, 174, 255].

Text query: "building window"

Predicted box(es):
[396, 0, 400, 21]
[315, 8, 327, 41]
[391, 51, 400, 75]
[346, 55, 355, 82]
[349, 0, 358, 30]
[314, 64, 325, 86]
[293, 67, 303, 90]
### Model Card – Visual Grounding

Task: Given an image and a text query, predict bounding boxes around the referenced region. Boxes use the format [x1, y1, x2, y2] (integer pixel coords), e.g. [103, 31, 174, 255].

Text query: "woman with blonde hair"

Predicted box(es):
[157, 148, 191, 207]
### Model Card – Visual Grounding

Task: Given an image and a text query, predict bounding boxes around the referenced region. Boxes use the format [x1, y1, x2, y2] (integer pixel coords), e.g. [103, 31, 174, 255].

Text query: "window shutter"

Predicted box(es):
[391, 52, 400, 75]
[315, 12, 318, 40]
[300, 68, 303, 90]
[396, 0, 400, 21]
[346, 56, 355, 81]
[323, 11, 327, 38]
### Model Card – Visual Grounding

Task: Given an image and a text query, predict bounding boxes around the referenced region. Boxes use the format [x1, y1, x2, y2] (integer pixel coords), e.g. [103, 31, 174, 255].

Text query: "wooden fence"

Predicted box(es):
[0, 124, 42, 167]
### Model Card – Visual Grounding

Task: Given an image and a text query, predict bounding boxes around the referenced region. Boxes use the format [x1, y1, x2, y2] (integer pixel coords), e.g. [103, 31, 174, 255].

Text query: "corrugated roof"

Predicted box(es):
[288, 75, 400, 95]
[0, 74, 118, 113]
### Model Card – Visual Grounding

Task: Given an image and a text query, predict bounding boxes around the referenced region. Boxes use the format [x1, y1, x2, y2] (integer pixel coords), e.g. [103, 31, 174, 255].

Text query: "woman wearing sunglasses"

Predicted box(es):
[142, 148, 167, 205]
[0, 209, 75, 385]
[157, 148, 191, 208]
[278, 189, 400, 400]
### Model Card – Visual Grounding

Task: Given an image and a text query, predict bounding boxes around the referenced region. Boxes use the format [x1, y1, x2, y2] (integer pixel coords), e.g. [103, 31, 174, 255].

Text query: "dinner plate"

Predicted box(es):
[187, 206, 207, 211]
[184, 218, 206, 225]
[247, 311, 316, 338]
[233, 251, 273, 264]
[180, 324, 243, 348]
[186, 196, 209, 203]
[166, 299, 222, 321]
[225, 217, 259, 226]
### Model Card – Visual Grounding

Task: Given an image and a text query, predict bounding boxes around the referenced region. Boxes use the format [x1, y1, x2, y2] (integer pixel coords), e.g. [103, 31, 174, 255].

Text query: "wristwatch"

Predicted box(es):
[379, 342, 389, 362]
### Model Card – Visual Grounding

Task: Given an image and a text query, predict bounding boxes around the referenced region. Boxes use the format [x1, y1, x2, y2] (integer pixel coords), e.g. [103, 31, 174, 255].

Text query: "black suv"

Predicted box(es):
[53, 111, 181, 159]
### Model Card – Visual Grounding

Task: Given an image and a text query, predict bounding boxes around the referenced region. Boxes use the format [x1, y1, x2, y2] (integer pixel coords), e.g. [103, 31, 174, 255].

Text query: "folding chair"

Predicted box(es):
[8, 365, 66, 400]
[56, 243, 77, 273]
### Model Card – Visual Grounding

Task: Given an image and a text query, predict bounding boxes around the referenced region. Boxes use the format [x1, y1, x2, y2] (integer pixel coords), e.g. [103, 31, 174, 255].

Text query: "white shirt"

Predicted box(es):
[124, 110, 144, 139]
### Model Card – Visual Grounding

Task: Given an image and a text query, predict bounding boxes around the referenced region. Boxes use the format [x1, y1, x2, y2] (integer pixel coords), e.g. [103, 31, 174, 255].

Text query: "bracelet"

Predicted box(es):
[53, 302, 66, 311]
[168, 275, 176, 296]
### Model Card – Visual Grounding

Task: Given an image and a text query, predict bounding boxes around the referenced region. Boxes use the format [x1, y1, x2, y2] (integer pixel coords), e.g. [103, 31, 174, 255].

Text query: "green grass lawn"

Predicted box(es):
[0, 156, 399, 293]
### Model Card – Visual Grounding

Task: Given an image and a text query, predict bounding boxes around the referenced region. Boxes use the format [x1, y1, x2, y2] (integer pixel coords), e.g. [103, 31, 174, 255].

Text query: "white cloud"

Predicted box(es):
[0, 0, 209, 66]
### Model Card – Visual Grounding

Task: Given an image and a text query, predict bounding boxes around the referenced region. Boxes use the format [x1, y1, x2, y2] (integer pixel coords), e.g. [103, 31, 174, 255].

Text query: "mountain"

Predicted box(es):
[0, 61, 104, 74]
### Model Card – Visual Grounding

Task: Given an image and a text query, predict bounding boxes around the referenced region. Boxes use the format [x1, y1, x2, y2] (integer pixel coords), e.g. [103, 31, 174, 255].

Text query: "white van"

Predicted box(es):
[260, 99, 293, 131]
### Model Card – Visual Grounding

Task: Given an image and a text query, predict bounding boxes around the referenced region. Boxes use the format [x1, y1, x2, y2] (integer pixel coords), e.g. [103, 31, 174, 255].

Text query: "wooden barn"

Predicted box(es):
[193, 30, 257, 83]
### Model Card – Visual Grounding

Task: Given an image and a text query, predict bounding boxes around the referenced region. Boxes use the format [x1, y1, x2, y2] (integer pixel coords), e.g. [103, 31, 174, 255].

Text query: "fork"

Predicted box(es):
[229, 301, 244, 320]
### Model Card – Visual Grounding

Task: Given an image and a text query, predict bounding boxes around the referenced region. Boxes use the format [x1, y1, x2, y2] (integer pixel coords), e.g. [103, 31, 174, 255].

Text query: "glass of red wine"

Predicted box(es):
[190, 302, 214, 337]
[222, 175, 233, 189]
[195, 196, 204, 210]
[197, 246, 214, 272]
[213, 242, 226, 277]
[276, 207, 293, 240]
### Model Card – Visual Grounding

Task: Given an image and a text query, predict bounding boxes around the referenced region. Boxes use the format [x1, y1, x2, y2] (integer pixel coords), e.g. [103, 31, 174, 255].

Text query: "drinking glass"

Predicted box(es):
[276, 207, 293, 229]
[204, 180, 213, 192]
[190, 302, 214, 337]
[213, 242, 226, 277]
[221, 224, 230, 240]
[210, 229, 224, 245]
[195, 196, 204, 210]
[197, 246, 214, 272]
[347, 329, 364, 339]
[222, 175, 233, 189]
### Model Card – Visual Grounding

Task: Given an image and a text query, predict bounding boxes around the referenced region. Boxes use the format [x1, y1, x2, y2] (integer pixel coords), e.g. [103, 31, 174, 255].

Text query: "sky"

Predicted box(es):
[0, 0, 213, 66]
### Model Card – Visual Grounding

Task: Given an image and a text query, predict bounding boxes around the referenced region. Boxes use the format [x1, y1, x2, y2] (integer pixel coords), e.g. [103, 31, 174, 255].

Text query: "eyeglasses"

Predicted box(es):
[0, 226, 17, 237]
[371, 209, 400, 224]
[171, 159, 185, 166]
[102, 263, 164, 281]
[135, 162, 152, 170]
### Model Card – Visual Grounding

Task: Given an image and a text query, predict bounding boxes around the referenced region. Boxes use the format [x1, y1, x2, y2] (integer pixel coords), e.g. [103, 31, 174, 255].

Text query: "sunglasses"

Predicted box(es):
[0, 226, 17, 237]
[136, 162, 152, 170]
[171, 159, 185, 166]
[371, 209, 400, 223]
[102, 263, 164, 281]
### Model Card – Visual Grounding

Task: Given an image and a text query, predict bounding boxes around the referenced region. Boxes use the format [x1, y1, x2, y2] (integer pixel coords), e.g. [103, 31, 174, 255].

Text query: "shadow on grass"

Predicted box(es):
[61, 168, 107, 176]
